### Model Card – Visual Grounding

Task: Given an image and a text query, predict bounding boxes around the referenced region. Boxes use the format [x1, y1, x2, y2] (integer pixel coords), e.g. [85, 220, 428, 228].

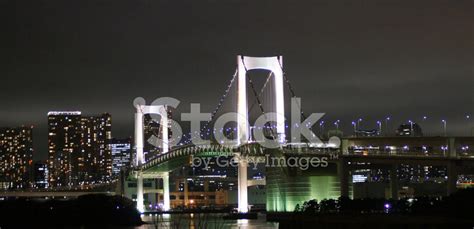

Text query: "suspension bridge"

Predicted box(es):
[130, 56, 474, 213]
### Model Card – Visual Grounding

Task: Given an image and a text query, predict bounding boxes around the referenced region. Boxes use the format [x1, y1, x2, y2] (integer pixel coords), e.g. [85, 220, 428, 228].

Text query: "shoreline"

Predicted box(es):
[267, 212, 474, 228]
[0, 194, 143, 228]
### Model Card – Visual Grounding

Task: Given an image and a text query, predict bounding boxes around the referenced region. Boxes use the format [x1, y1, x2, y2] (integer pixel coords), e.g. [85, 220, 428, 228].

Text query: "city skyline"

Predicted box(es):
[1, 0, 473, 160]
[2, 109, 473, 161]
[1, 1, 474, 226]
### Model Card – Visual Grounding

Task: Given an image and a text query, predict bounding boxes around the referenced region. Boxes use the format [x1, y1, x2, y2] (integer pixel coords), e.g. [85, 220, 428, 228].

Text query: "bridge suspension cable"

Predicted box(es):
[247, 77, 267, 118]
[199, 68, 238, 139]
[182, 57, 308, 145]
[248, 72, 273, 113]
[239, 58, 278, 140]
[277, 60, 308, 121]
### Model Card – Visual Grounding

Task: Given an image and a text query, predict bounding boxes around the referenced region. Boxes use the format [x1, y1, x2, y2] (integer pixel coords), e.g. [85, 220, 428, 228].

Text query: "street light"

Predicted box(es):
[441, 119, 447, 136]
[376, 121, 382, 135]
[385, 117, 391, 136]
[357, 118, 363, 129]
[467, 115, 471, 136]
[320, 120, 325, 137]
[334, 120, 340, 131]
[352, 121, 357, 136]
[421, 116, 428, 136]
[408, 120, 414, 136]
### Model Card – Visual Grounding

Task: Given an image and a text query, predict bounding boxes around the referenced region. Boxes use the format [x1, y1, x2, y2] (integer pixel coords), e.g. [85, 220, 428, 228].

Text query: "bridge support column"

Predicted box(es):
[135, 106, 145, 213]
[204, 179, 209, 192]
[390, 165, 399, 200]
[135, 107, 144, 166]
[338, 159, 349, 198]
[447, 161, 458, 196]
[184, 177, 189, 207]
[160, 106, 169, 154]
[448, 138, 456, 158]
[237, 157, 248, 213]
[237, 56, 249, 145]
[341, 139, 349, 155]
[237, 56, 286, 145]
[136, 172, 144, 213]
[163, 172, 170, 211]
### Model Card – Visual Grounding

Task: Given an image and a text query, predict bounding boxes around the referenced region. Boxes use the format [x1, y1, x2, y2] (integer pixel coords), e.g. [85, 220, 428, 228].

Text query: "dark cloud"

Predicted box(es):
[0, 0, 472, 160]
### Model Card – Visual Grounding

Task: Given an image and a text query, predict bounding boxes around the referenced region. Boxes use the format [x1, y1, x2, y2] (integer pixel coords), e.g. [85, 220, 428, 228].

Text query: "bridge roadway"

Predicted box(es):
[139, 142, 474, 174]
[133, 143, 474, 211]
[0, 191, 115, 198]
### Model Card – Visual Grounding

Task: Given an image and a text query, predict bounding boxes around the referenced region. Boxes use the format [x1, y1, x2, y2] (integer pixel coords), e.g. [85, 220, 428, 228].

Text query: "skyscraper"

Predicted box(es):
[33, 161, 49, 189]
[0, 126, 34, 189]
[48, 111, 82, 187]
[48, 111, 112, 187]
[111, 138, 132, 177]
[79, 113, 112, 183]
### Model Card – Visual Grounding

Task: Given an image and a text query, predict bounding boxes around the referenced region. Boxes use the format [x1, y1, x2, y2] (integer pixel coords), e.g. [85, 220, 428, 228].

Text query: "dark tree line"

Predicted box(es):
[294, 188, 474, 219]
[0, 194, 143, 228]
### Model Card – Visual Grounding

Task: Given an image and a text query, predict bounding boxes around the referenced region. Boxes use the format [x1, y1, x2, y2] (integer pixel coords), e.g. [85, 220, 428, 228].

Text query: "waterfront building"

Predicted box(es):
[33, 161, 49, 189]
[79, 113, 112, 183]
[0, 126, 34, 189]
[48, 111, 112, 187]
[47, 111, 82, 187]
[111, 138, 132, 176]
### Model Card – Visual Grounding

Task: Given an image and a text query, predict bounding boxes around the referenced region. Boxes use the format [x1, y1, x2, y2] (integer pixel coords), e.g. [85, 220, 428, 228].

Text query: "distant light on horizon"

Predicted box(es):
[47, 111, 82, 116]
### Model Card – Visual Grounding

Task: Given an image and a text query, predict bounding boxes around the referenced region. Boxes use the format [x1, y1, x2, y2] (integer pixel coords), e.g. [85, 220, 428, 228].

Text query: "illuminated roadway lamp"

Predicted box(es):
[384, 203, 391, 213]
[376, 121, 382, 134]
[408, 120, 414, 136]
[357, 118, 363, 128]
[441, 119, 447, 136]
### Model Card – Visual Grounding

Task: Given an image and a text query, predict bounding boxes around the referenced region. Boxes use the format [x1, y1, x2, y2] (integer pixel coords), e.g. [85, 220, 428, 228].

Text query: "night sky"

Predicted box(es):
[1, 0, 473, 160]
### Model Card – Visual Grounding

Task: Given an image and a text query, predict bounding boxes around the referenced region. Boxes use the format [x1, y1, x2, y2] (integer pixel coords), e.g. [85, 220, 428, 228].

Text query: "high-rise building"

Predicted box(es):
[48, 111, 112, 187]
[79, 113, 112, 183]
[33, 161, 49, 189]
[0, 126, 34, 189]
[111, 138, 131, 177]
[48, 111, 82, 187]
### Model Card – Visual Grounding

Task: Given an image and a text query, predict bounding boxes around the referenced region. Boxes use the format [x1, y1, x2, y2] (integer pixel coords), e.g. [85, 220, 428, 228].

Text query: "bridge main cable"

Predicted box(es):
[248, 72, 273, 113]
[199, 68, 238, 139]
[277, 60, 307, 120]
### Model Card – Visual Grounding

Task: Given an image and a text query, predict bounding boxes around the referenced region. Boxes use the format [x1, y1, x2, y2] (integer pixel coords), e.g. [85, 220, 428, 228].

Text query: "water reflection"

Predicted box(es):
[236, 219, 249, 227]
[133, 213, 278, 229]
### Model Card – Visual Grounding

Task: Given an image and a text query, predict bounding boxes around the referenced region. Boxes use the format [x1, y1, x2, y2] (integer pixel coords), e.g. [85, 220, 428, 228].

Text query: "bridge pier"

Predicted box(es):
[237, 156, 249, 213]
[184, 177, 189, 207]
[133, 104, 170, 212]
[134, 106, 145, 213]
[136, 171, 144, 213]
[163, 172, 170, 211]
[447, 161, 458, 196]
[390, 165, 399, 200]
[338, 159, 350, 198]
[135, 107, 144, 166]
[237, 56, 286, 144]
